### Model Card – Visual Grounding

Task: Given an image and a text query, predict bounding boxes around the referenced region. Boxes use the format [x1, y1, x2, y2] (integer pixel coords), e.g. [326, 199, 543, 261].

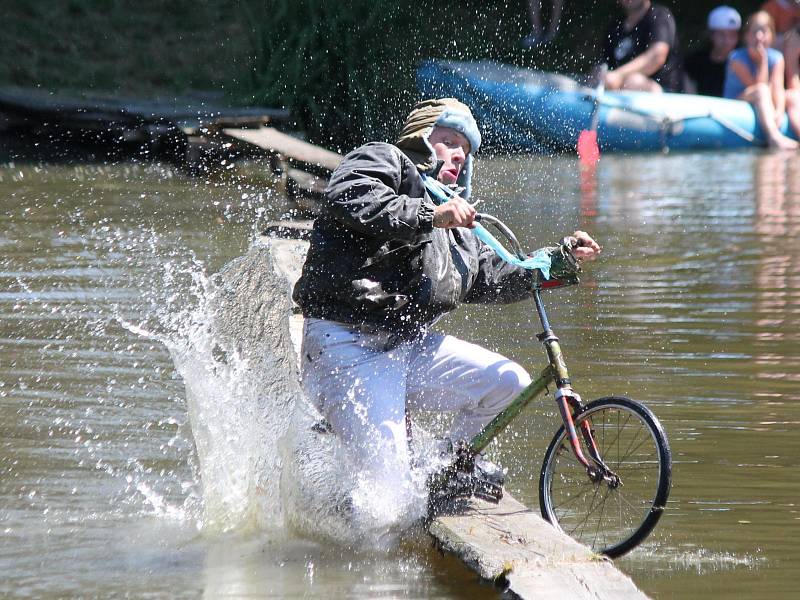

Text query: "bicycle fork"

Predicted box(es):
[553, 386, 620, 487]
[534, 290, 620, 488]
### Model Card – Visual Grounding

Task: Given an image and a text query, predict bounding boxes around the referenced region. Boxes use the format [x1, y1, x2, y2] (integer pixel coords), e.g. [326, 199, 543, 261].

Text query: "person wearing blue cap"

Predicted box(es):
[685, 6, 742, 96]
[293, 98, 600, 520]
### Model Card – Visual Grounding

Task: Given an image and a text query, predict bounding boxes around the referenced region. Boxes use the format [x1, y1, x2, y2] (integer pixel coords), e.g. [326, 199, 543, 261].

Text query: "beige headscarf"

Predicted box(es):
[395, 98, 481, 198]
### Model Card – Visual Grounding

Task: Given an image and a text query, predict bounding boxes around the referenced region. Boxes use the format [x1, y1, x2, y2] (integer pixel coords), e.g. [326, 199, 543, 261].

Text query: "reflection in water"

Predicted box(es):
[754, 152, 800, 385]
[579, 162, 598, 222]
[755, 151, 800, 239]
[478, 151, 800, 599]
[2, 154, 800, 599]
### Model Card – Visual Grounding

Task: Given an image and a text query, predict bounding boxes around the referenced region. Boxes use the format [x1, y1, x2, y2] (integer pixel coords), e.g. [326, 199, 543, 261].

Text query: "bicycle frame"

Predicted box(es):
[458, 214, 668, 556]
[467, 284, 616, 483]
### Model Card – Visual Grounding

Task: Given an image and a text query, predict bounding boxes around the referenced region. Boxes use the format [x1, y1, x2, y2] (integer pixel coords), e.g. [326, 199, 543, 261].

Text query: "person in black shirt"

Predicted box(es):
[685, 6, 742, 96]
[601, 0, 683, 92]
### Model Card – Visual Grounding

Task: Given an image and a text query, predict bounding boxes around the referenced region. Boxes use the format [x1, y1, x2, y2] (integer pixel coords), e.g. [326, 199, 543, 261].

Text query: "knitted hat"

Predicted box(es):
[396, 98, 481, 199]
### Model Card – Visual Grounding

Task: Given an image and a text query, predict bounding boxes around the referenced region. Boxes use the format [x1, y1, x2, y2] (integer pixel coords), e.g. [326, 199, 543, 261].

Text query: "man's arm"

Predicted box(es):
[607, 41, 670, 83]
[464, 243, 536, 305]
[324, 143, 435, 242]
[605, 5, 676, 87]
[465, 232, 601, 305]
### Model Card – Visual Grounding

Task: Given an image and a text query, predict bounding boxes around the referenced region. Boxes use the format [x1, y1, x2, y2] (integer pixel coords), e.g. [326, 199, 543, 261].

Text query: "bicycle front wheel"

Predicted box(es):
[538, 397, 671, 558]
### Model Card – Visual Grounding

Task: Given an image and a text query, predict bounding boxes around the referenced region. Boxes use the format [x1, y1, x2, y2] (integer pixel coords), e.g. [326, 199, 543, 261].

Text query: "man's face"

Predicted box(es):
[428, 126, 470, 186]
[710, 29, 739, 55]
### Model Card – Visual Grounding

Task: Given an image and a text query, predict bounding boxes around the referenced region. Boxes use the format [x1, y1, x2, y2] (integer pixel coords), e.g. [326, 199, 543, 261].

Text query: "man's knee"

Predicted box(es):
[495, 361, 532, 402]
[787, 89, 800, 109]
[623, 73, 662, 93]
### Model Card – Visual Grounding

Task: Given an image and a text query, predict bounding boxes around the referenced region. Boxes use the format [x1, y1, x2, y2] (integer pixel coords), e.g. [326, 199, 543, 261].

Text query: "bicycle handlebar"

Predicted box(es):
[474, 213, 527, 260]
[475, 212, 580, 257]
[474, 212, 582, 288]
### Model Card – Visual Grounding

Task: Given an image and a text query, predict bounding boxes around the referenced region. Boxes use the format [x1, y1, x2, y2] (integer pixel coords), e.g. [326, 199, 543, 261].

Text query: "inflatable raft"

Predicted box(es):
[417, 60, 798, 153]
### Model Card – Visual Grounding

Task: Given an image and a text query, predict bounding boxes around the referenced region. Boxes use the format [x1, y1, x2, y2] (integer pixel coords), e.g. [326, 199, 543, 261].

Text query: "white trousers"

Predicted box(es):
[299, 318, 531, 486]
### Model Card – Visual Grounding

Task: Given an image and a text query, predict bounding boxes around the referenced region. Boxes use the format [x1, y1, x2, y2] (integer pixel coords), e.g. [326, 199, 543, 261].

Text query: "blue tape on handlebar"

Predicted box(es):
[422, 176, 553, 279]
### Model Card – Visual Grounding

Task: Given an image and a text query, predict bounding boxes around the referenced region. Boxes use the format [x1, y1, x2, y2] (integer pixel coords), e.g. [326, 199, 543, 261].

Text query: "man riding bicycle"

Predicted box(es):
[292, 98, 601, 521]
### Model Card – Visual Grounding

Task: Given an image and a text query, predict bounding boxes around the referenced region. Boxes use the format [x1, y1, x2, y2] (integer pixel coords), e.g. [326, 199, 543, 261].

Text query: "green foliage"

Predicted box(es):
[239, 0, 416, 149]
[237, 0, 758, 150]
[0, 0, 767, 150]
[237, 0, 531, 149]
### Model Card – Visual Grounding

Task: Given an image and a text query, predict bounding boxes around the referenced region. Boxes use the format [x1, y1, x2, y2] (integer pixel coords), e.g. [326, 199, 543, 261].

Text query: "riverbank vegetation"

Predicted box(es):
[3, 0, 753, 150]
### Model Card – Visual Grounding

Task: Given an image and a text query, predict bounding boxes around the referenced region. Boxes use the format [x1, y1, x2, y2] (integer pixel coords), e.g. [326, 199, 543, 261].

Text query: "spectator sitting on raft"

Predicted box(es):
[761, 0, 800, 45]
[684, 6, 742, 97]
[599, 0, 683, 93]
[761, 0, 800, 129]
[292, 98, 601, 520]
[723, 11, 800, 149]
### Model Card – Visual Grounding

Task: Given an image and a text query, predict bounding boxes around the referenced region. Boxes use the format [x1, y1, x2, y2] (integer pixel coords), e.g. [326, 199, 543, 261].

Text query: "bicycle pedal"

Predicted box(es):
[473, 479, 503, 503]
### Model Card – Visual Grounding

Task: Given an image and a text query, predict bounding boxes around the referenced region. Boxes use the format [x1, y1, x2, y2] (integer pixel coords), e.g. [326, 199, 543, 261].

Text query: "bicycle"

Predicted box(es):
[456, 213, 672, 559]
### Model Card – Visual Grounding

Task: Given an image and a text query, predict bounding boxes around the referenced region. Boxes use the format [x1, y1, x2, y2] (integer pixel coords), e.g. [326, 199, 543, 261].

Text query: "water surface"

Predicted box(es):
[1, 150, 798, 598]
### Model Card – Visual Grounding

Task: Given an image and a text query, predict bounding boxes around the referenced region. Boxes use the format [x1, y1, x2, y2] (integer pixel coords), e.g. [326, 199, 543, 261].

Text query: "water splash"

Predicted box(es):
[121, 236, 434, 546]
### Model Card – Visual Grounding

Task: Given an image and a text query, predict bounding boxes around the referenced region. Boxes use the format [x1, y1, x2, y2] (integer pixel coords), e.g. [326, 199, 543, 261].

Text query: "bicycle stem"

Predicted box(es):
[468, 213, 622, 486]
[534, 288, 598, 472]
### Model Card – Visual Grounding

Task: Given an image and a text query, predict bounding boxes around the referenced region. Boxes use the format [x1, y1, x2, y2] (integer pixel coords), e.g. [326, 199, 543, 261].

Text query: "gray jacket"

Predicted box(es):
[292, 142, 535, 337]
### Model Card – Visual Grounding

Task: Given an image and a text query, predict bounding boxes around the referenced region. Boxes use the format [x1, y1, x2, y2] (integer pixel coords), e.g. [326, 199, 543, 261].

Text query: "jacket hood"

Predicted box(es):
[395, 98, 481, 199]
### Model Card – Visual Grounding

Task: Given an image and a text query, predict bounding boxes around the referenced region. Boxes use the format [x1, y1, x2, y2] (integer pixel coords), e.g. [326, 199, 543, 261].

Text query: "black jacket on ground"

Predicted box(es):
[292, 142, 535, 337]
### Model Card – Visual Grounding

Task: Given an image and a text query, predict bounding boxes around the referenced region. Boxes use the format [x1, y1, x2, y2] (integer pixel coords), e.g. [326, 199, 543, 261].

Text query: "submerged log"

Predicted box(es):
[263, 229, 651, 599]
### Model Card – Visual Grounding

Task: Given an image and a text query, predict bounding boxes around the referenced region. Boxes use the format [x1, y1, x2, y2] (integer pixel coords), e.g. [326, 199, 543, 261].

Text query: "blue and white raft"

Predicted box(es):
[417, 59, 799, 153]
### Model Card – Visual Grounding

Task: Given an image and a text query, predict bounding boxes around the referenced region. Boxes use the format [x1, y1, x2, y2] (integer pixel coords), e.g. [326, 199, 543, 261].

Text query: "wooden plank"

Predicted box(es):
[0, 86, 290, 125]
[262, 220, 314, 240]
[223, 126, 342, 172]
[431, 494, 650, 599]
[265, 235, 650, 599]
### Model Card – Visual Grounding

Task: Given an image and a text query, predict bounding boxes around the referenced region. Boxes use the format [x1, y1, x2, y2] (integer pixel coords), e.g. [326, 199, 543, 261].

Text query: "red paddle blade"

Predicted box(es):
[577, 129, 600, 165]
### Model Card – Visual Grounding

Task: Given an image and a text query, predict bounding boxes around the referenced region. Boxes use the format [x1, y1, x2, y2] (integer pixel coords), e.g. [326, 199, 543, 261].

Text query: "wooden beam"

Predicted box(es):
[431, 494, 650, 599]
[222, 126, 342, 173]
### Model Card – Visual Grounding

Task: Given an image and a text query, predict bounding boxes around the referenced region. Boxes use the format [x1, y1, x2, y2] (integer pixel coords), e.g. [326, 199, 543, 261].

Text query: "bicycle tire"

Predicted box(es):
[538, 396, 671, 558]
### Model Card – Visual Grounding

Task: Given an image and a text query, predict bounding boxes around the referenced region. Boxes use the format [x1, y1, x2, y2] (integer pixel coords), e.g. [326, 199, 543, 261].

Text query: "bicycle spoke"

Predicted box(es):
[595, 409, 632, 455]
[619, 434, 656, 464]
[592, 486, 608, 549]
[540, 399, 672, 558]
[569, 483, 604, 539]
[569, 485, 613, 540]
[618, 424, 646, 467]
[550, 480, 599, 509]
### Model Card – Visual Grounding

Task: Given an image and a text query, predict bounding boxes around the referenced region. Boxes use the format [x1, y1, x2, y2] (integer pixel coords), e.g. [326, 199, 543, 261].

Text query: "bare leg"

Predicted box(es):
[523, 0, 562, 48]
[785, 88, 800, 141]
[741, 84, 799, 150]
[622, 73, 663, 93]
[521, 0, 544, 47]
[544, 0, 564, 41]
[526, 0, 542, 36]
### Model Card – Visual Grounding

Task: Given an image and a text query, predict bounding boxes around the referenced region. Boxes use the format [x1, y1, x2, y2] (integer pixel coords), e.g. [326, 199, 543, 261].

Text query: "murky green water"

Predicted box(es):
[1, 150, 798, 598]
